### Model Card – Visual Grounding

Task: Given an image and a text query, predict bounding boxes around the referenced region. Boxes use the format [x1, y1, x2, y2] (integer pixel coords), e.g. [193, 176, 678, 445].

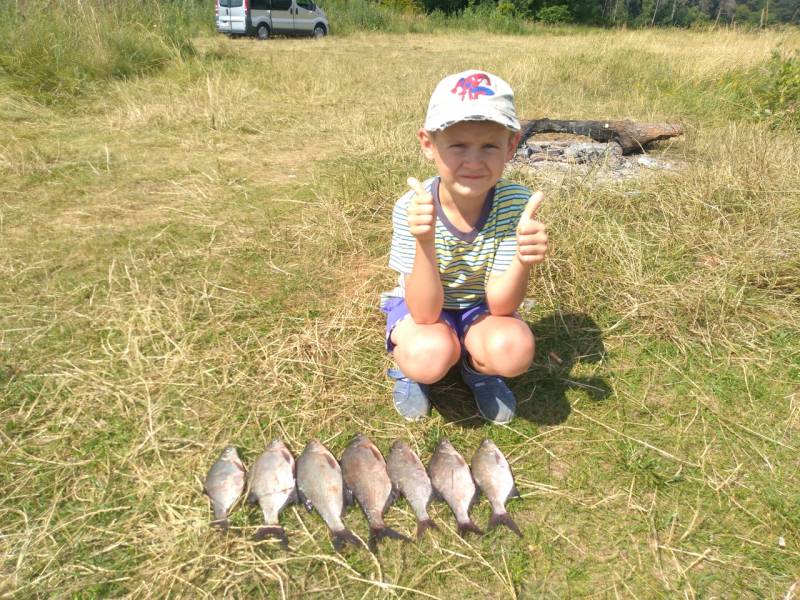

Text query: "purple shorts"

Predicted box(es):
[381, 296, 489, 353]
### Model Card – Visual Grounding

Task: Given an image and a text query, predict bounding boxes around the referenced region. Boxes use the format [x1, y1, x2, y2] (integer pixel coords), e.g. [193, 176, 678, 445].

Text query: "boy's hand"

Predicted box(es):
[516, 191, 548, 266]
[406, 177, 437, 242]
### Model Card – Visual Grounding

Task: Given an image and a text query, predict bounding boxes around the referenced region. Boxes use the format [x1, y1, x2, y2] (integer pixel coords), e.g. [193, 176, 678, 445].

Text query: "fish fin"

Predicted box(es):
[415, 518, 437, 541]
[296, 488, 313, 512]
[216, 519, 230, 531]
[369, 526, 410, 552]
[509, 485, 521, 499]
[331, 528, 362, 552]
[368, 445, 384, 463]
[288, 486, 299, 505]
[211, 503, 231, 531]
[470, 487, 481, 508]
[343, 486, 354, 508]
[383, 489, 398, 513]
[254, 526, 289, 549]
[211, 513, 230, 532]
[457, 519, 484, 538]
[489, 511, 523, 538]
[247, 491, 258, 505]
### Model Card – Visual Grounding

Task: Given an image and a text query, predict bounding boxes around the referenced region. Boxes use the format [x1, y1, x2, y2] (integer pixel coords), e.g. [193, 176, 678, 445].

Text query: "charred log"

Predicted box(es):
[519, 119, 684, 155]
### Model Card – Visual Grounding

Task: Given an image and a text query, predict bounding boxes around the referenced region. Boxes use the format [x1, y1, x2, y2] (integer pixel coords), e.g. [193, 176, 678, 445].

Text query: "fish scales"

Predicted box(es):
[204, 446, 246, 531]
[428, 439, 483, 537]
[248, 440, 296, 547]
[341, 433, 409, 551]
[386, 440, 437, 540]
[296, 440, 361, 551]
[471, 439, 522, 537]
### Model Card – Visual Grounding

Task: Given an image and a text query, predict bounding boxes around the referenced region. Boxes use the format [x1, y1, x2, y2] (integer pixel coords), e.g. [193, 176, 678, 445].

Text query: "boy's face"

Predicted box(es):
[418, 121, 521, 204]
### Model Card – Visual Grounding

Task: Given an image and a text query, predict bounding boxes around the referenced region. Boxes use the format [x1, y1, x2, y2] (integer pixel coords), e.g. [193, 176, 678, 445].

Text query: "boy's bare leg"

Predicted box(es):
[391, 318, 461, 384]
[463, 315, 535, 377]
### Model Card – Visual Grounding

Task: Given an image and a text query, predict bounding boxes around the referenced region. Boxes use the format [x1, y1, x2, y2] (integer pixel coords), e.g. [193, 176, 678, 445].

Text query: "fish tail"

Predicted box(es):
[369, 526, 410, 551]
[254, 525, 289, 549]
[211, 504, 230, 531]
[489, 511, 522, 538]
[415, 518, 437, 541]
[331, 528, 362, 552]
[457, 519, 484, 538]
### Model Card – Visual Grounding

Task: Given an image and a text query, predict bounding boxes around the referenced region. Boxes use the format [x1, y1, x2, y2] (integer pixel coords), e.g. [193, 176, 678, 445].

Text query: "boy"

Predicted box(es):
[382, 70, 548, 423]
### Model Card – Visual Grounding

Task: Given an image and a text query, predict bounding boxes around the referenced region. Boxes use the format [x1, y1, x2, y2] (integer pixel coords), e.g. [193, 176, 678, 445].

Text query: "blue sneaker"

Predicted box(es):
[388, 367, 430, 421]
[460, 359, 516, 423]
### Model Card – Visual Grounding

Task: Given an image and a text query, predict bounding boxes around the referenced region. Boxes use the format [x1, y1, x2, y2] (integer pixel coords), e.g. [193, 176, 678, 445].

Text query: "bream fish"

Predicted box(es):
[204, 446, 246, 531]
[341, 433, 409, 551]
[386, 440, 437, 540]
[428, 439, 483, 537]
[296, 440, 361, 551]
[248, 439, 297, 547]
[471, 439, 522, 537]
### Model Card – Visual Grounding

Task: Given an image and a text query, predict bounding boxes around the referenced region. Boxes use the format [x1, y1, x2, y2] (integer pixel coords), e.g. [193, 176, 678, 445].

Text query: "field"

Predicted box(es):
[1, 18, 800, 599]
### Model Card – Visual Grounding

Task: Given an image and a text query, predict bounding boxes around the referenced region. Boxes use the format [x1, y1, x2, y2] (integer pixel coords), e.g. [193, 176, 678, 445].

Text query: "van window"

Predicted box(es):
[219, 0, 243, 6]
[271, 0, 292, 9]
[297, 0, 315, 9]
[251, 0, 269, 8]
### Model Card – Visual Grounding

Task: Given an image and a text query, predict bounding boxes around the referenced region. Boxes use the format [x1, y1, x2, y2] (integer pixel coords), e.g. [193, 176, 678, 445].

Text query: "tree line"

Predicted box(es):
[409, 0, 800, 26]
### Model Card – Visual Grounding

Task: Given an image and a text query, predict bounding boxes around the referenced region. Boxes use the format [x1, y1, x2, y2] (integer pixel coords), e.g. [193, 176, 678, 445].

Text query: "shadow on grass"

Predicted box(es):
[431, 312, 611, 427]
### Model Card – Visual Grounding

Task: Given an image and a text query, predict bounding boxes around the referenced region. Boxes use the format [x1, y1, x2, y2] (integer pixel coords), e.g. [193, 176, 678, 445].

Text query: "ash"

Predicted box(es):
[511, 134, 681, 183]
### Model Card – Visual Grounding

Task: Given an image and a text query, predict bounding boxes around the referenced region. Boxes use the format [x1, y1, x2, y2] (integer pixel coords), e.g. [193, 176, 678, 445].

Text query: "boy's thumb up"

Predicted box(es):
[521, 191, 544, 222]
[407, 177, 427, 198]
[516, 191, 548, 266]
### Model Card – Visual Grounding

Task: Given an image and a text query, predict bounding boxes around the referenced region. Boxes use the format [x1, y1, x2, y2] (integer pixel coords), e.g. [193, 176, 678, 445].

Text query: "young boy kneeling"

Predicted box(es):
[382, 70, 548, 423]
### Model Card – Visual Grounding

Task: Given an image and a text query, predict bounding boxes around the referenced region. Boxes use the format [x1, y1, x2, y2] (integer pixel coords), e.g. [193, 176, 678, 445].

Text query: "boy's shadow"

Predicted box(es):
[430, 312, 611, 427]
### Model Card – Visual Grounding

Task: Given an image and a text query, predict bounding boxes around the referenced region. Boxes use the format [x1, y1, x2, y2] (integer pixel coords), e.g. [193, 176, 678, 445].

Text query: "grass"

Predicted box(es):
[1, 21, 800, 599]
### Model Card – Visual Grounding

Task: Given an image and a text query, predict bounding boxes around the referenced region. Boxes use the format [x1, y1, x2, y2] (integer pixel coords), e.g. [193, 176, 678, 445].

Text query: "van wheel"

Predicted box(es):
[256, 24, 270, 40]
[313, 24, 326, 38]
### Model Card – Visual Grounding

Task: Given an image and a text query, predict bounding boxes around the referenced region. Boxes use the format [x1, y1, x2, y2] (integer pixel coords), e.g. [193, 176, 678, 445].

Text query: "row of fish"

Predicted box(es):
[203, 435, 521, 551]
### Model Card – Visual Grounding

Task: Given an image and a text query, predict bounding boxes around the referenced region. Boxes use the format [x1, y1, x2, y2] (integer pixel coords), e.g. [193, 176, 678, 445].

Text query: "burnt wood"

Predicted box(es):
[519, 119, 684, 155]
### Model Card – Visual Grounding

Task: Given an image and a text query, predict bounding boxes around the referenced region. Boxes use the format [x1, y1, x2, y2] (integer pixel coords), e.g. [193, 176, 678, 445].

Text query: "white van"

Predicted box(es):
[216, 0, 329, 39]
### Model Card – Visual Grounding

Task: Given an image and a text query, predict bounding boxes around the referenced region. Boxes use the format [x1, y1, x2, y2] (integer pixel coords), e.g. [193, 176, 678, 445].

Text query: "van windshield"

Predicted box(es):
[219, 0, 243, 6]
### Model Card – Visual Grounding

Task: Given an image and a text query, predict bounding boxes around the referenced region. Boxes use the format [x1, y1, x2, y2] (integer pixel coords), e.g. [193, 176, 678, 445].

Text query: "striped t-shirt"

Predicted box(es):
[388, 177, 531, 310]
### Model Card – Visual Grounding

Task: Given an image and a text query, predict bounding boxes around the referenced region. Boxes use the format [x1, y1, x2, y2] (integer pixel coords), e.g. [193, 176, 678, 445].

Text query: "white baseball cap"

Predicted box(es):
[424, 70, 520, 133]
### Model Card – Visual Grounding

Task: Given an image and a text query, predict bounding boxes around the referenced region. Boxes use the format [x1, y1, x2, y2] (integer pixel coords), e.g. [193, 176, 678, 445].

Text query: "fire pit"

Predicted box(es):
[511, 119, 684, 181]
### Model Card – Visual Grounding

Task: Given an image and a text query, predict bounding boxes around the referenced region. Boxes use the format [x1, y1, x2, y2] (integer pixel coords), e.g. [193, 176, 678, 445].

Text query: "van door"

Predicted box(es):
[269, 0, 294, 33]
[219, 0, 247, 34]
[293, 0, 318, 34]
[250, 0, 271, 34]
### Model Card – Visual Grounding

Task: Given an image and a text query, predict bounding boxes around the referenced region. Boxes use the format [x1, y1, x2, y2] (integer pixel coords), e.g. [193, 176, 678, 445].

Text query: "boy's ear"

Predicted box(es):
[418, 128, 435, 160]
[506, 131, 522, 160]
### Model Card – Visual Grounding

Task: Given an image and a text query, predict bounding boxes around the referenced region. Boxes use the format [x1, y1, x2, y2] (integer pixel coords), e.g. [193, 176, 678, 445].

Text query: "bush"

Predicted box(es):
[496, 0, 517, 17]
[722, 51, 800, 129]
[536, 5, 572, 23]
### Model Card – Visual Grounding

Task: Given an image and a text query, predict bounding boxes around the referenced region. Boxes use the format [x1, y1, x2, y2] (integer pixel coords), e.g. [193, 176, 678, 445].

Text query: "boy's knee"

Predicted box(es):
[397, 331, 459, 383]
[486, 330, 534, 377]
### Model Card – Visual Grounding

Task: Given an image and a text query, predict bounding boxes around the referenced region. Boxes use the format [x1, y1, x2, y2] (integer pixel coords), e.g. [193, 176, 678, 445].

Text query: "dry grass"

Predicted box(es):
[2, 28, 800, 598]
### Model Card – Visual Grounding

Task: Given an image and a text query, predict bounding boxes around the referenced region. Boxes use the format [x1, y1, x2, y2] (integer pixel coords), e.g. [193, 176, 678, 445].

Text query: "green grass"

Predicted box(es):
[2, 25, 800, 599]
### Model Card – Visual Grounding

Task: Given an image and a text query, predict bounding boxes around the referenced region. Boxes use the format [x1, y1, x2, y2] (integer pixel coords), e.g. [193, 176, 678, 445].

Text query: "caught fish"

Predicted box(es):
[428, 439, 483, 537]
[386, 440, 437, 540]
[296, 440, 361, 551]
[341, 433, 409, 551]
[203, 446, 246, 531]
[471, 439, 522, 537]
[248, 440, 296, 548]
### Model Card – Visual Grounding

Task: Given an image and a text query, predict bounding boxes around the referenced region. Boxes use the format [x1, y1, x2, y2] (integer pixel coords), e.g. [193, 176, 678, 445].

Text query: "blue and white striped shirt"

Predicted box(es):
[388, 177, 531, 310]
